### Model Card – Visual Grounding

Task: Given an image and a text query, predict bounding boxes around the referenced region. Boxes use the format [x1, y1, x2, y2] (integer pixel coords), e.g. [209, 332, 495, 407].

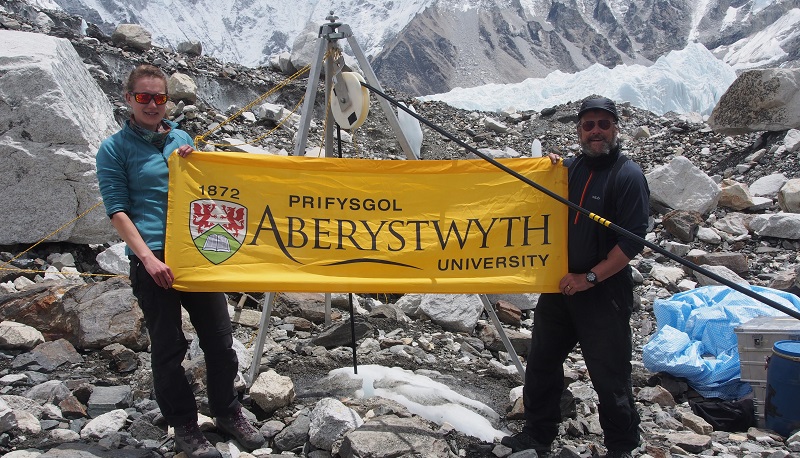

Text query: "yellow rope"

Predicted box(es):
[3, 51, 338, 283]
[0, 266, 123, 279]
[200, 94, 306, 149]
[315, 46, 348, 156]
[319, 99, 330, 155]
[246, 332, 257, 348]
[1, 201, 103, 268]
[0, 200, 128, 281]
[195, 62, 312, 147]
[195, 48, 334, 150]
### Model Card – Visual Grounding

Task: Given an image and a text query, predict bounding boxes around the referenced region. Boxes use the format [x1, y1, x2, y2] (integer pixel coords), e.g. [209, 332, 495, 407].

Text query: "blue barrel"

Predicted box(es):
[765, 340, 800, 436]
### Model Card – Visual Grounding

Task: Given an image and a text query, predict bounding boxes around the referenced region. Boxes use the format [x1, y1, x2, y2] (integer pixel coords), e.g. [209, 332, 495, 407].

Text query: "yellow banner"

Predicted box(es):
[165, 152, 567, 293]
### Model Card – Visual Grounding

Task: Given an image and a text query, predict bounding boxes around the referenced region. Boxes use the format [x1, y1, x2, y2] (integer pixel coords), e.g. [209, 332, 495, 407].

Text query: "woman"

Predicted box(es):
[95, 64, 265, 458]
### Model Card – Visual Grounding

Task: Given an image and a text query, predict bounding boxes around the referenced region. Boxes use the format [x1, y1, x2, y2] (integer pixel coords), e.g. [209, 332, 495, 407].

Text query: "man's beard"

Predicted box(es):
[580, 133, 618, 157]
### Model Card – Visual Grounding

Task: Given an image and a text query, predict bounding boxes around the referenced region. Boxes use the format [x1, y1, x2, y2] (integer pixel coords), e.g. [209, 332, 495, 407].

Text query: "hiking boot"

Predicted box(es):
[500, 430, 551, 455]
[215, 408, 266, 450]
[604, 451, 633, 458]
[173, 421, 222, 458]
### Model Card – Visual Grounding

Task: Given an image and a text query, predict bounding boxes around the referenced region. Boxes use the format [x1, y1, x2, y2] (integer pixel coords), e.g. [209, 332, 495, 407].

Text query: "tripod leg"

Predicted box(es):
[345, 32, 417, 161]
[246, 292, 276, 387]
[293, 38, 328, 157]
[479, 294, 526, 378]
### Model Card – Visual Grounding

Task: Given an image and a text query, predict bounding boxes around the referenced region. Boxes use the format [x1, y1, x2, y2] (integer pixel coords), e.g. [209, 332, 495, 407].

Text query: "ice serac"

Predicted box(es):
[418, 43, 737, 116]
[0, 30, 119, 245]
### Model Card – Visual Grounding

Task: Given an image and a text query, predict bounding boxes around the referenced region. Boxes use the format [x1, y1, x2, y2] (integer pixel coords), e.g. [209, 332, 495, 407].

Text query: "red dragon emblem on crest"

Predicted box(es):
[189, 199, 247, 265]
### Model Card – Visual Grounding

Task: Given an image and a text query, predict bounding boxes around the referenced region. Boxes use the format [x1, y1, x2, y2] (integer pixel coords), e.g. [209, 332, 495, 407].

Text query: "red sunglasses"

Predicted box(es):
[579, 119, 615, 131]
[129, 92, 169, 105]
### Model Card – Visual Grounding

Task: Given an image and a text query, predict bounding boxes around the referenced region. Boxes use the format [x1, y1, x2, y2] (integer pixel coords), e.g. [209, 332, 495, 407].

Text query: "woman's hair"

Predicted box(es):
[125, 64, 168, 93]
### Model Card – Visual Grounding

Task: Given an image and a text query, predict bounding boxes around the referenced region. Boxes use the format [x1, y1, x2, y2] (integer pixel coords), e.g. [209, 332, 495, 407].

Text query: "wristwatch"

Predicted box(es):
[585, 271, 598, 284]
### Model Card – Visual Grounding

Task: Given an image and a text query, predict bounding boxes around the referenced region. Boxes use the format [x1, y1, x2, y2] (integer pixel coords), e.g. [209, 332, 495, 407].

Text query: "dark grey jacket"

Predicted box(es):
[565, 147, 650, 273]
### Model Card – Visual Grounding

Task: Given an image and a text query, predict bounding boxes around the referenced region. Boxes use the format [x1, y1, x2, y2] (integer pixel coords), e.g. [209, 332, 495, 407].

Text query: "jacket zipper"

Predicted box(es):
[574, 171, 594, 225]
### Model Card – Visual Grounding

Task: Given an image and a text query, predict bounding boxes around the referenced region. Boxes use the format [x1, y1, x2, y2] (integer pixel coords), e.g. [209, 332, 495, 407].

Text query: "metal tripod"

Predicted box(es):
[246, 13, 526, 386]
[293, 12, 416, 159]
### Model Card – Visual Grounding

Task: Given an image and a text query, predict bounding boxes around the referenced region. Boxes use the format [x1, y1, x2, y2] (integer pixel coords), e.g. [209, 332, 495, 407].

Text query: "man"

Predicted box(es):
[501, 97, 650, 457]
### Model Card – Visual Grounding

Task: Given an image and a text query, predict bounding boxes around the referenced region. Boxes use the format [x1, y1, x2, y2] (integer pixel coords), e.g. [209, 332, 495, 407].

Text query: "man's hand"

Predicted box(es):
[559, 272, 593, 296]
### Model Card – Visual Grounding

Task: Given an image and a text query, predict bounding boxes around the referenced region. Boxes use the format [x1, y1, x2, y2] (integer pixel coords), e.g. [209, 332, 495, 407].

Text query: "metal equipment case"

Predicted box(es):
[734, 315, 800, 426]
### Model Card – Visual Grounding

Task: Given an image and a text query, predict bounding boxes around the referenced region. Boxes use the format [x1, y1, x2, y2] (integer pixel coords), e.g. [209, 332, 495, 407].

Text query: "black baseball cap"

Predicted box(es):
[578, 97, 619, 121]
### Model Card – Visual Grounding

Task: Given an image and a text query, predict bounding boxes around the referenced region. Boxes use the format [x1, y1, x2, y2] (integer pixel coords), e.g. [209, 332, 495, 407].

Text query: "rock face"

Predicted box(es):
[369, 0, 800, 95]
[0, 30, 118, 245]
[17, 0, 800, 96]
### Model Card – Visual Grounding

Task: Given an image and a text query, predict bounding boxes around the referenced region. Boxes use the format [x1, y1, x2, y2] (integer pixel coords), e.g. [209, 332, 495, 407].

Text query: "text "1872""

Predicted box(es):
[199, 185, 240, 199]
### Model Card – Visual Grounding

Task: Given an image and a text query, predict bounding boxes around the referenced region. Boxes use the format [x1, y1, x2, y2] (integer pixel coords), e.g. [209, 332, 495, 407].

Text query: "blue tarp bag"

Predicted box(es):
[642, 285, 800, 400]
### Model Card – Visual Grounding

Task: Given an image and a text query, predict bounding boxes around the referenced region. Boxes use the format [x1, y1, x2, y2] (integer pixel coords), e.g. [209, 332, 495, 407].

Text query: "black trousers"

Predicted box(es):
[522, 271, 640, 452]
[130, 252, 240, 427]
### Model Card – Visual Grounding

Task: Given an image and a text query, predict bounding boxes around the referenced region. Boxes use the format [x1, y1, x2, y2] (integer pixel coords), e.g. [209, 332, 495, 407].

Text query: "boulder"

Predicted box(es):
[289, 22, 322, 73]
[646, 156, 720, 215]
[785, 129, 800, 153]
[778, 178, 800, 213]
[708, 68, 800, 134]
[0, 321, 45, 350]
[0, 277, 147, 351]
[167, 72, 197, 104]
[418, 294, 483, 333]
[749, 213, 800, 239]
[718, 179, 755, 210]
[750, 173, 788, 197]
[0, 30, 118, 245]
[111, 24, 152, 51]
[176, 40, 202, 56]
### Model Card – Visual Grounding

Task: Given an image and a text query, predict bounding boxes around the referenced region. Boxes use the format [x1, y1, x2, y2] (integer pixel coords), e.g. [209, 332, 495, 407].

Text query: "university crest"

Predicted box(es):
[189, 199, 247, 264]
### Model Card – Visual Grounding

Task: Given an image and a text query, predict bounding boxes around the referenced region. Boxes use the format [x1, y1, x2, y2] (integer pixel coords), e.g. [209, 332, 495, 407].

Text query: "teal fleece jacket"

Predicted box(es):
[95, 119, 193, 255]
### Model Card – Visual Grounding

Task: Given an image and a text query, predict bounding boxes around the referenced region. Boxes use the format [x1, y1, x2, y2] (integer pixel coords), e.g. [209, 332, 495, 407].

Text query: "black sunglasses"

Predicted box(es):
[129, 92, 169, 105]
[579, 119, 615, 131]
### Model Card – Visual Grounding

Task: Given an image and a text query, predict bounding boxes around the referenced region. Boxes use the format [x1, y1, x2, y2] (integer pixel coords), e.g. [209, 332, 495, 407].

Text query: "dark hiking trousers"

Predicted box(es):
[522, 271, 640, 452]
[130, 251, 240, 427]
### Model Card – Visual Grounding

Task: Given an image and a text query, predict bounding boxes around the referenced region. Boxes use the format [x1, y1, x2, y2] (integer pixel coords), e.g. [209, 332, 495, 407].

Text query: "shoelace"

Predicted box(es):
[179, 422, 207, 445]
[230, 410, 251, 430]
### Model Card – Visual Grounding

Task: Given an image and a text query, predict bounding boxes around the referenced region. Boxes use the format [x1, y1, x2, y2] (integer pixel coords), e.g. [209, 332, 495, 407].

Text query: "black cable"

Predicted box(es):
[361, 80, 800, 321]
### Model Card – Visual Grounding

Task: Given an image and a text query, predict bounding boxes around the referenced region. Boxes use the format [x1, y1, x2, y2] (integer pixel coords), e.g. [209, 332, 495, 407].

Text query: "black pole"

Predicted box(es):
[337, 124, 343, 159]
[361, 81, 800, 321]
[336, 123, 359, 373]
[349, 293, 358, 374]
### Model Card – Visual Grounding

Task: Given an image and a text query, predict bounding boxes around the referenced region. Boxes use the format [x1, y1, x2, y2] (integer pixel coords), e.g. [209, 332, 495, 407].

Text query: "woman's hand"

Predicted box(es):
[142, 256, 175, 289]
[547, 153, 560, 164]
[176, 144, 194, 158]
